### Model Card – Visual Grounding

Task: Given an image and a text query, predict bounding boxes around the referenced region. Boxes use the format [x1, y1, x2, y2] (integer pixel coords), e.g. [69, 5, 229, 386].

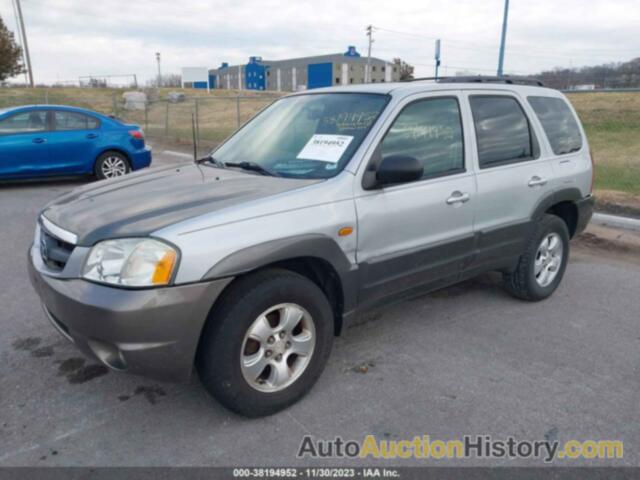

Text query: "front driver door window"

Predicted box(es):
[0, 110, 47, 134]
[380, 97, 465, 179]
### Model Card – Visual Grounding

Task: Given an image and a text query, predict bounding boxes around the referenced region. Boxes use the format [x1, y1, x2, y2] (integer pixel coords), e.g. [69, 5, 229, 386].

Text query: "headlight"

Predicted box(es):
[83, 238, 178, 287]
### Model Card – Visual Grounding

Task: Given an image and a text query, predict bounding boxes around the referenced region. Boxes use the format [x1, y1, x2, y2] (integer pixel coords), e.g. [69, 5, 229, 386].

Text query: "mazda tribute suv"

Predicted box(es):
[29, 77, 594, 417]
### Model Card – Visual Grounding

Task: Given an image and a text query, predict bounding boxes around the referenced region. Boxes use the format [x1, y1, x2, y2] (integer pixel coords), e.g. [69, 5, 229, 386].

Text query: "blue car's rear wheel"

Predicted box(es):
[95, 151, 131, 180]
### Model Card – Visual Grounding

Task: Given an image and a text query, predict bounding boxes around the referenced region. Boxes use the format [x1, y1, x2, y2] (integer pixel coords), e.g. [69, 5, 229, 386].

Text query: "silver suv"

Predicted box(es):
[29, 78, 594, 417]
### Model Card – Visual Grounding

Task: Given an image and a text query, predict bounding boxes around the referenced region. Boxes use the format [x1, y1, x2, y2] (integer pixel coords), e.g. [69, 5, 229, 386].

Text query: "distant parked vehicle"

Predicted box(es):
[0, 105, 151, 180]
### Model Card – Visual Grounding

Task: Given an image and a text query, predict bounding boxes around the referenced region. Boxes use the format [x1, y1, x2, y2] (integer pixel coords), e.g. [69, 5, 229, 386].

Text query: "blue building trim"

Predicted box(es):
[193, 81, 208, 89]
[245, 56, 266, 90]
[307, 62, 333, 89]
[344, 46, 360, 57]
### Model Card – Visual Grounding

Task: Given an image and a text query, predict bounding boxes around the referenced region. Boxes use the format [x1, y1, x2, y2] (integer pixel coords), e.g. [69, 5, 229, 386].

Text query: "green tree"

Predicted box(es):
[0, 15, 25, 82]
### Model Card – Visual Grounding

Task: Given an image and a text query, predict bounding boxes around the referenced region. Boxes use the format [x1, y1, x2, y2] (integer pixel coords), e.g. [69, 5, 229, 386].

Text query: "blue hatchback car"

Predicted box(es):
[0, 105, 152, 180]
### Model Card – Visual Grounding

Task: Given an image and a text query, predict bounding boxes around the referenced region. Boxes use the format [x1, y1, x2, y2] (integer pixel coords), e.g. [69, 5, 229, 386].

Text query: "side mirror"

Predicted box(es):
[375, 155, 423, 186]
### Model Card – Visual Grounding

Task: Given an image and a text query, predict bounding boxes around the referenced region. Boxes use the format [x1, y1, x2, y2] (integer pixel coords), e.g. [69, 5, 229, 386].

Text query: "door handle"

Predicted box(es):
[86, 133, 99, 139]
[528, 176, 547, 187]
[446, 191, 470, 205]
[32, 137, 46, 144]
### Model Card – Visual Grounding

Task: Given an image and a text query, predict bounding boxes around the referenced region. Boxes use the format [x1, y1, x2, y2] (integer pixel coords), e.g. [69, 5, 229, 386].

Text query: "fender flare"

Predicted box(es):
[530, 187, 583, 221]
[202, 234, 359, 314]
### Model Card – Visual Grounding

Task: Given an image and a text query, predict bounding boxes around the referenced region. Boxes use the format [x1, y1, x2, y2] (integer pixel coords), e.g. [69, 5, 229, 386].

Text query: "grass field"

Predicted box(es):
[0, 87, 638, 195]
[566, 92, 640, 195]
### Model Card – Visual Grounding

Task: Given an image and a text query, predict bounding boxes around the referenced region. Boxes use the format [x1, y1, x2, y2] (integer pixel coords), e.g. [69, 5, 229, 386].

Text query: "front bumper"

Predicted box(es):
[28, 245, 231, 382]
[575, 194, 595, 236]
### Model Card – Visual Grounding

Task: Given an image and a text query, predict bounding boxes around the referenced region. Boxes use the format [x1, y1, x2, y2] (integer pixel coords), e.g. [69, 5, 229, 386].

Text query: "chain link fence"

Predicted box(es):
[116, 95, 281, 154]
[0, 87, 281, 155]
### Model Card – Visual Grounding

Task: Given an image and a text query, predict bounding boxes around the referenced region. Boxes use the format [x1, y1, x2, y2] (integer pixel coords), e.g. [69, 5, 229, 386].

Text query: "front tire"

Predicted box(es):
[197, 269, 334, 417]
[503, 214, 570, 301]
[95, 151, 131, 180]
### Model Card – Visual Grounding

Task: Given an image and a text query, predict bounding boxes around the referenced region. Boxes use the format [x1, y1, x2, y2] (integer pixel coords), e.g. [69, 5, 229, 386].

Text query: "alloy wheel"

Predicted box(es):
[101, 156, 128, 178]
[534, 232, 563, 287]
[240, 303, 316, 393]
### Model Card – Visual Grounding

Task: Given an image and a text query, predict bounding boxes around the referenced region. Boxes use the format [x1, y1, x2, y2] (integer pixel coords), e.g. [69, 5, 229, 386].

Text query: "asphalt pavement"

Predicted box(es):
[1, 148, 638, 467]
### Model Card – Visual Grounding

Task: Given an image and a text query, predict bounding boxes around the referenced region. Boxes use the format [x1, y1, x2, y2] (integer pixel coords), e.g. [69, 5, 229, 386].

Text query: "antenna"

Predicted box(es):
[191, 113, 198, 161]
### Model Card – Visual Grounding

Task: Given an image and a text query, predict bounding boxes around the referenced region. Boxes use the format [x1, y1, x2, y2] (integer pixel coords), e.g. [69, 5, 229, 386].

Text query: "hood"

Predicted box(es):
[42, 163, 319, 245]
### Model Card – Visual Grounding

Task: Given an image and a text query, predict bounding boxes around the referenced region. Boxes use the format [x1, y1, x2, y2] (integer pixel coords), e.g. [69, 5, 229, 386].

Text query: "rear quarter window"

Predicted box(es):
[527, 96, 582, 155]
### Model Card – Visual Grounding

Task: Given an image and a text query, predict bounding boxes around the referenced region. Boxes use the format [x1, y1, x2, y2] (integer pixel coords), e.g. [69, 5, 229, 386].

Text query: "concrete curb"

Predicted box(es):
[592, 213, 640, 233]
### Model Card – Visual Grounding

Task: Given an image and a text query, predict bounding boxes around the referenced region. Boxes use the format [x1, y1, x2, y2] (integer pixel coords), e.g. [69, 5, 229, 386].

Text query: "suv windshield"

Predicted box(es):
[211, 93, 389, 179]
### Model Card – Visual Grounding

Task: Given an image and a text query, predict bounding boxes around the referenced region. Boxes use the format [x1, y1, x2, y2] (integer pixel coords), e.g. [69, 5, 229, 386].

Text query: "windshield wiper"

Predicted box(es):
[225, 161, 278, 177]
[197, 154, 226, 168]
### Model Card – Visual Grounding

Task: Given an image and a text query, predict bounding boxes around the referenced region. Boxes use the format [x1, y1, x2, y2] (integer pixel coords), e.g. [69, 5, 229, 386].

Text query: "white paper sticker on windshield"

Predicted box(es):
[296, 134, 354, 163]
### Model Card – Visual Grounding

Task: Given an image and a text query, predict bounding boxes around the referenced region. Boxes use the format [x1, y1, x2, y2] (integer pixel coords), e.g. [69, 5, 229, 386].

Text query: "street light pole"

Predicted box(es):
[14, 0, 34, 87]
[497, 0, 510, 77]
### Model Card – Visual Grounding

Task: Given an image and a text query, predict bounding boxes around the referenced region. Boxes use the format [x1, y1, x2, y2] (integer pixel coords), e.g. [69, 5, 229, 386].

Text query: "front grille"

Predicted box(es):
[40, 227, 75, 271]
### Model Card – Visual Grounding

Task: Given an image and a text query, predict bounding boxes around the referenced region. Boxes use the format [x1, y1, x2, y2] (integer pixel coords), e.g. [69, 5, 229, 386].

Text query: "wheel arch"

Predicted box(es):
[531, 187, 582, 238]
[94, 148, 132, 174]
[203, 234, 359, 336]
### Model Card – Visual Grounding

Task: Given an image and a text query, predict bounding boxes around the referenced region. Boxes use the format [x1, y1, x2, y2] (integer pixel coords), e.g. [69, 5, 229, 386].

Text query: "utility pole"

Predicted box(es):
[366, 25, 374, 83]
[10, 0, 28, 85]
[14, 0, 34, 87]
[155, 52, 162, 87]
[434, 39, 441, 80]
[497, 0, 510, 77]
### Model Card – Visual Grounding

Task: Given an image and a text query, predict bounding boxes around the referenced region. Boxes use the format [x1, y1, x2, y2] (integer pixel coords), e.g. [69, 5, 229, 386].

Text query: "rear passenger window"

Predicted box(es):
[54, 111, 100, 131]
[381, 97, 464, 179]
[528, 96, 582, 155]
[470, 96, 536, 168]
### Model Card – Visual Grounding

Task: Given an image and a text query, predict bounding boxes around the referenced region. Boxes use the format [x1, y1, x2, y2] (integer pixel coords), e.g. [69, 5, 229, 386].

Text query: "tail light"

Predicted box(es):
[589, 149, 595, 193]
[129, 130, 144, 140]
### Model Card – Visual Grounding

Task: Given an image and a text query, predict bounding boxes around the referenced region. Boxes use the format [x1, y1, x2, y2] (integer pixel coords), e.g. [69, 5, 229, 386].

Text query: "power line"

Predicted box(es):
[373, 26, 439, 41]
[373, 24, 640, 62]
[411, 61, 527, 75]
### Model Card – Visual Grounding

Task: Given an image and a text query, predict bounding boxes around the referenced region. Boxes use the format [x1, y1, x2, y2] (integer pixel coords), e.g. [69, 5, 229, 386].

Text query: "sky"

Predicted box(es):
[1, 0, 639, 85]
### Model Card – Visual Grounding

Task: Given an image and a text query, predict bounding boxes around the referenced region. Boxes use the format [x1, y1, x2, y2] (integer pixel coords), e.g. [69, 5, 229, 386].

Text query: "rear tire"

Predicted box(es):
[503, 214, 570, 301]
[197, 269, 334, 417]
[95, 151, 131, 180]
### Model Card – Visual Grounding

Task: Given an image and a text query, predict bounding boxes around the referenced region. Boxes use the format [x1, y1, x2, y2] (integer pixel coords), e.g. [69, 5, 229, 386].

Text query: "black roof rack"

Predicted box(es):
[405, 75, 545, 87]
